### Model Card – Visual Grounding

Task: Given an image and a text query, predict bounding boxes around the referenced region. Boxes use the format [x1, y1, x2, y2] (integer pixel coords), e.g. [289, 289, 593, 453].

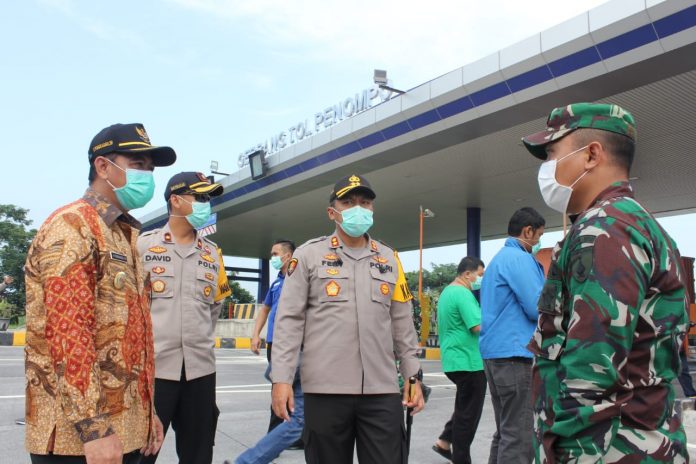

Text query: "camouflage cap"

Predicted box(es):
[522, 103, 636, 160]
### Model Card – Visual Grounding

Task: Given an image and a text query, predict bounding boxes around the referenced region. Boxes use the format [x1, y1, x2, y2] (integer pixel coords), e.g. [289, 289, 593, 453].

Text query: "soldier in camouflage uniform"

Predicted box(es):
[522, 103, 689, 463]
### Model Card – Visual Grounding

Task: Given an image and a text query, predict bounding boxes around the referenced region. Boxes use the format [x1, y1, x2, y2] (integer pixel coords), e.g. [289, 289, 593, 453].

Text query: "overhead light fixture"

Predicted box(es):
[210, 160, 230, 176]
[248, 149, 267, 180]
[373, 69, 405, 95]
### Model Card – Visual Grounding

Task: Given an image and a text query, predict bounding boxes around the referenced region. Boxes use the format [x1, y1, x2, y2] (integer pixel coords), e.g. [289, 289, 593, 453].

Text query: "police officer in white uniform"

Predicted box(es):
[271, 174, 425, 464]
[138, 172, 232, 464]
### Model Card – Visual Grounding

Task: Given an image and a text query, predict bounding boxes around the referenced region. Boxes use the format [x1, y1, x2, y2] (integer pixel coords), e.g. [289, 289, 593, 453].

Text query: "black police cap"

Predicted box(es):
[88, 123, 176, 167]
[329, 174, 376, 203]
[165, 172, 224, 201]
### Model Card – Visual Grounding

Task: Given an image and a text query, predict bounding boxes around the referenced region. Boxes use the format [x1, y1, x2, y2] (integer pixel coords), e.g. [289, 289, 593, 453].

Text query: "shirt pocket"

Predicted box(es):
[317, 269, 349, 304]
[528, 261, 567, 361]
[369, 267, 396, 307]
[147, 264, 174, 299]
[194, 266, 216, 305]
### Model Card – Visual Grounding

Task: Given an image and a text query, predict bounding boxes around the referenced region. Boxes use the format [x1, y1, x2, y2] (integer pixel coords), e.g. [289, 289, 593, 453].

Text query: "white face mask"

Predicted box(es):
[537, 145, 590, 214]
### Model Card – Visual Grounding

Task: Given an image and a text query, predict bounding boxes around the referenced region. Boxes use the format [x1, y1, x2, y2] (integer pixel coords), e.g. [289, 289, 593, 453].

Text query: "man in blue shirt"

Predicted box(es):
[479, 207, 545, 464]
[238, 239, 303, 463]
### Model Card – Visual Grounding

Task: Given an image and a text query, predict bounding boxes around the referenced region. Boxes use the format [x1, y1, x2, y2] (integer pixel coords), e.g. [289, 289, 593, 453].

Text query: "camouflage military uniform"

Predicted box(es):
[527, 182, 689, 463]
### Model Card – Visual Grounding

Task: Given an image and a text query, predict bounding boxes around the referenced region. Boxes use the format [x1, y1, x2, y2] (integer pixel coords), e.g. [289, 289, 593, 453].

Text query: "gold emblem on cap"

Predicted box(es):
[113, 271, 127, 290]
[135, 126, 150, 144]
[348, 175, 361, 186]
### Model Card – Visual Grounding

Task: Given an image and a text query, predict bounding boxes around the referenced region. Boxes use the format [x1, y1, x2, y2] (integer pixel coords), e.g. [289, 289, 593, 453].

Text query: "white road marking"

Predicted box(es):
[216, 384, 269, 389]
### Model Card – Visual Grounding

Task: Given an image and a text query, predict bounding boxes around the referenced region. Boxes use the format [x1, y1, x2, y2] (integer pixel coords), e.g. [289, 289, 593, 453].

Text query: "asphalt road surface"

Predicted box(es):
[2, 345, 695, 463]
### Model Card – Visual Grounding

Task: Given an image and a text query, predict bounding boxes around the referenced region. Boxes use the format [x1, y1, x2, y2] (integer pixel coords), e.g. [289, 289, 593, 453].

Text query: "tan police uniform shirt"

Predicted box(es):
[271, 232, 421, 394]
[137, 224, 231, 381]
[25, 189, 156, 455]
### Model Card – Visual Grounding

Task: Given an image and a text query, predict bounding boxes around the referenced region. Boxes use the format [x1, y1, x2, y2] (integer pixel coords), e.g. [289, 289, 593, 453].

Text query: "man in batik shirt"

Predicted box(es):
[25, 123, 175, 464]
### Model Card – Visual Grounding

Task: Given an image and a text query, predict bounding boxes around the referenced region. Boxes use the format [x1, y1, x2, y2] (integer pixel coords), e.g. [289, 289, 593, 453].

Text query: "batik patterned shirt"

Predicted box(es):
[24, 189, 156, 455]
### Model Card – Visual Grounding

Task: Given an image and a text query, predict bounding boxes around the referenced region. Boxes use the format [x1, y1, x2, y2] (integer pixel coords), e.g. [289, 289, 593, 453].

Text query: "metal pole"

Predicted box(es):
[418, 206, 423, 303]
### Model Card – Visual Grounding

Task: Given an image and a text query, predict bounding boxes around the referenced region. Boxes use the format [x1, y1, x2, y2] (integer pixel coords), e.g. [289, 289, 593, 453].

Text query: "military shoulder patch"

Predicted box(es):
[287, 258, 298, 276]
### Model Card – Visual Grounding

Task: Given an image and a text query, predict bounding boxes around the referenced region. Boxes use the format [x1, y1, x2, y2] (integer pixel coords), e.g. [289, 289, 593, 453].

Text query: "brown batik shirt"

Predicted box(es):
[24, 189, 156, 455]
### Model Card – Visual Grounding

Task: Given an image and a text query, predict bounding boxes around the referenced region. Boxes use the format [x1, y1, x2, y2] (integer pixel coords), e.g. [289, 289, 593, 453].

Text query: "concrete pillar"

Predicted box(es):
[467, 207, 481, 258]
[257, 258, 270, 303]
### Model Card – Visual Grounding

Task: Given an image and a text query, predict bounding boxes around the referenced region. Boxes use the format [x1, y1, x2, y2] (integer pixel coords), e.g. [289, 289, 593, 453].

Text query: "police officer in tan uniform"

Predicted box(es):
[138, 172, 232, 464]
[271, 174, 425, 464]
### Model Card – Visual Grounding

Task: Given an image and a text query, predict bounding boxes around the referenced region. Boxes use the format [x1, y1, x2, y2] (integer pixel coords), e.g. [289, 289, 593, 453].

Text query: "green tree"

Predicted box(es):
[229, 280, 255, 304]
[404, 262, 458, 337]
[404, 262, 458, 300]
[0, 205, 36, 315]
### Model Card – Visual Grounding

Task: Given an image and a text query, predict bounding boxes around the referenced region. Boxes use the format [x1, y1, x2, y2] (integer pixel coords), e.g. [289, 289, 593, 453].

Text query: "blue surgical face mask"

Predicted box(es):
[333, 205, 374, 238]
[531, 240, 542, 256]
[471, 275, 483, 291]
[518, 237, 542, 256]
[270, 255, 284, 271]
[105, 159, 155, 210]
[175, 196, 212, 229]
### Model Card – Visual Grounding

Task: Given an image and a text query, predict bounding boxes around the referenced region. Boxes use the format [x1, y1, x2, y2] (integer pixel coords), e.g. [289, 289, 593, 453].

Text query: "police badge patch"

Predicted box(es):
[287, 258, 298, 276]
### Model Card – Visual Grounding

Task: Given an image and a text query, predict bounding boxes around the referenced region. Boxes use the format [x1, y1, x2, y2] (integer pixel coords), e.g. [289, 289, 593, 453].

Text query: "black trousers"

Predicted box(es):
[439, 370, 487, 464]
[30, 450, 142, 463]
[141, 368, 219, 464]
[266, 342, 284, 432]
[303, 393, 406, 464]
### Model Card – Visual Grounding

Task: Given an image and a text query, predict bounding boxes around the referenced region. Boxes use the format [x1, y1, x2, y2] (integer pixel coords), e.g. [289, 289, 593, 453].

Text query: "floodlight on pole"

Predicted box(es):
[373, 69, 405, 95]
[210, 160, 230, 177]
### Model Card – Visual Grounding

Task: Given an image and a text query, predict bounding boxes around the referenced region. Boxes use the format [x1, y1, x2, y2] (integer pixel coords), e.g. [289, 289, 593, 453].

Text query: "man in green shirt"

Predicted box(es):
[433, 257, 486, 464]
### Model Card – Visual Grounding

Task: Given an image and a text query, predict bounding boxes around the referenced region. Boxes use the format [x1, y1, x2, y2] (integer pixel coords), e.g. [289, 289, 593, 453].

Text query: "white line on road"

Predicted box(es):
[217, 390, 271, 394]
[216, 384, 269, 389]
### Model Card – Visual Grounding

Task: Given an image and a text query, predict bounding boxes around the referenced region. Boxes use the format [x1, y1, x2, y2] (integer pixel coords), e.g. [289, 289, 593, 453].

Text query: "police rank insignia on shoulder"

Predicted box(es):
[149, 246, 167, 254]
[151, 266, 166, 274]
[152, 280, 166, 293]
[326, 268, 339, 276]
[287, 258, 298, 276]
[197, 239, 203, 249]
[331, 236, 340, 248]
[325, 280, 341, 296]
[203, 286, 212, 297]
[201, 254, 215, 263]
[371, 241, 379, 252]
[163, 233, 173, 243]
[380, 283, 390, 295]
[205, 246, 212, 254]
